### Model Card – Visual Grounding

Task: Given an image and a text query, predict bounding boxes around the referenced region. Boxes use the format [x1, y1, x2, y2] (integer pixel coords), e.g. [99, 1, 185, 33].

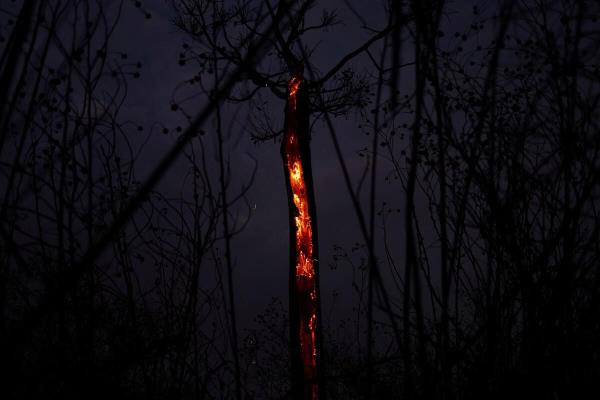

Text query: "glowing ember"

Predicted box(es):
[284, 72, 319, 399]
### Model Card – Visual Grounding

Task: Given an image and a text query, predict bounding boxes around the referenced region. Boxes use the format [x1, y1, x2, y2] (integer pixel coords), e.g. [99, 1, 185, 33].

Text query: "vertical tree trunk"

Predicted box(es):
[282, 69, 322, 400]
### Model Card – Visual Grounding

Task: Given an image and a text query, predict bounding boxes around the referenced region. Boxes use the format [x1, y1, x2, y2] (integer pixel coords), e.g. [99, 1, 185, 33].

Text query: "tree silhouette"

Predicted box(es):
[0, 0, 274, 398]
[171, 1, 401, 398]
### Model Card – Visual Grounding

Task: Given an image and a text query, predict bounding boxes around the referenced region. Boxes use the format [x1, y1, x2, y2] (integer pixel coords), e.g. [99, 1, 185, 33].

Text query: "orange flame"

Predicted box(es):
[285, 73, 318, 400]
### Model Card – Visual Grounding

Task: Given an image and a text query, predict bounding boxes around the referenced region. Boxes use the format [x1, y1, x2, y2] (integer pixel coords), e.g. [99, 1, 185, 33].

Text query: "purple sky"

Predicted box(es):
[112, 0, 478, 331]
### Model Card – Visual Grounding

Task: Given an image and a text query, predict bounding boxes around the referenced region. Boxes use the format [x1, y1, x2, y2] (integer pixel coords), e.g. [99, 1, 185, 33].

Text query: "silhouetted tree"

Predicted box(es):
[0, 1, 259, 398]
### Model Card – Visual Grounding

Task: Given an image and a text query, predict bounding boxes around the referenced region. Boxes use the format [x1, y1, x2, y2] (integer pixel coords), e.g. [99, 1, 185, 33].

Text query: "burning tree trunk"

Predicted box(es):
[282, 69, 321, 400]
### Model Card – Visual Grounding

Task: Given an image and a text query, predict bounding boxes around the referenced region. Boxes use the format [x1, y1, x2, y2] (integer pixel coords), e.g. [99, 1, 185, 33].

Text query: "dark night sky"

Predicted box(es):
[111, 0, 474, 331]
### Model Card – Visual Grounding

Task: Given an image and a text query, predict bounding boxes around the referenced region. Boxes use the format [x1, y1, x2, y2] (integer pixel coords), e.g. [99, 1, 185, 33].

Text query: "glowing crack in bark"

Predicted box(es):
[284, 72, 319, 400]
